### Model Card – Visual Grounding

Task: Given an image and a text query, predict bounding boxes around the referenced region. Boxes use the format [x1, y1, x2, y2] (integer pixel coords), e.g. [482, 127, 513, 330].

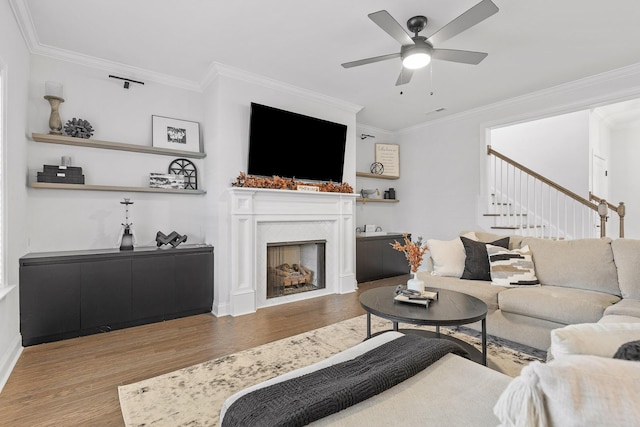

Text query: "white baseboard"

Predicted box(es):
[0, 333, 23, 393]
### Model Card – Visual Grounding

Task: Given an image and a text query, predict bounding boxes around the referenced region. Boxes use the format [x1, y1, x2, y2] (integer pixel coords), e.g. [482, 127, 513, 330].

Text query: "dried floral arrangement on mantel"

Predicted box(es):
[232, 172, 354, 193]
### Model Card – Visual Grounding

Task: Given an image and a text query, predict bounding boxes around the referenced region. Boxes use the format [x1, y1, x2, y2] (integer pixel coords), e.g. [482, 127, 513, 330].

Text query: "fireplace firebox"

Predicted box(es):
[267, 240, 326, 298]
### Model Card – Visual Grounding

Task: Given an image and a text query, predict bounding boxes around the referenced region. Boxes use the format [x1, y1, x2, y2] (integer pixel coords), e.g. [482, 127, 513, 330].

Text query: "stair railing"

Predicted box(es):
[487, 145, 625, 239]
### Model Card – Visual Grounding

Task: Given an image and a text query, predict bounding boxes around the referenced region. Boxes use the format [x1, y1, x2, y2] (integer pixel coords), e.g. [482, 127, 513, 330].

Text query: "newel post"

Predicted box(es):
[597, 199, 608, 238]
[618, 202, 626, 238]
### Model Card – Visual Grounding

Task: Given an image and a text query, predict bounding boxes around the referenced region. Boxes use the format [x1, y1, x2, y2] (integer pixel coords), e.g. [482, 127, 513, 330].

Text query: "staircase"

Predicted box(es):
[486, 146, 625, 240]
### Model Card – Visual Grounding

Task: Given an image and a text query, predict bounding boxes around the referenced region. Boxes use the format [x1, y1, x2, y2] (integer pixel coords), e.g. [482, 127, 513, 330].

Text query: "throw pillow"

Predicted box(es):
[486, 244, 540, 287]
[460, 236, 509, 281]
[549, 322, 640, 360]
[613, 340, 640, 361]
[426, 232, 476, 278]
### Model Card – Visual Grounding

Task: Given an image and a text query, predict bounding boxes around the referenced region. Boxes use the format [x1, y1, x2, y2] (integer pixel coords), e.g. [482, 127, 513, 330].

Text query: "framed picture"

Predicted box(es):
[375, 143, 400, 177]
[152, 115, 201, 153]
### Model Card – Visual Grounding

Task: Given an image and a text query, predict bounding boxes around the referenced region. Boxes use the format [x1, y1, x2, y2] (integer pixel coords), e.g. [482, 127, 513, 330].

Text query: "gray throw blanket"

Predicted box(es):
[222, 334, 468, 427]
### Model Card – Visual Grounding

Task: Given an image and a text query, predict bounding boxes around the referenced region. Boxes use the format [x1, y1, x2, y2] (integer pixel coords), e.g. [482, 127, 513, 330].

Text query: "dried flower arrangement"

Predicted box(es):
[232, 172, 354, 194]
[390, 233, 429, 273]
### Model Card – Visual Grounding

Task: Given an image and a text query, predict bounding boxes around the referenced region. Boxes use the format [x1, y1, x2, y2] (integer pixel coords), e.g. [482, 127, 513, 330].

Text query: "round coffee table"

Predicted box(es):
[359, 286, 488, 365]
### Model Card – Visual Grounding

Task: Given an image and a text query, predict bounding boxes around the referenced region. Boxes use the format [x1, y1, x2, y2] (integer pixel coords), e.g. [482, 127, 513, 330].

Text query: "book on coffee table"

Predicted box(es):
[394, 290, 438, 305]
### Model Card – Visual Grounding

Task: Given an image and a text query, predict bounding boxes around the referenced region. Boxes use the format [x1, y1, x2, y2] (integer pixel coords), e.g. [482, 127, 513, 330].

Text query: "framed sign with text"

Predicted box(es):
[375, 143, 400, 177]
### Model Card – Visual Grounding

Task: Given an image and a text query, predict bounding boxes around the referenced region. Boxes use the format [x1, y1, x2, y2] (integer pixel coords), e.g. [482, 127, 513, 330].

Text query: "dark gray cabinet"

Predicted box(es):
[131, 254, 174, 321]
[19, 244, 213, 346]
[19, 262, 81, 342]
[356, 233, 410, 282]
[81, 259, 132, 332]
[171, 252, 214, 316]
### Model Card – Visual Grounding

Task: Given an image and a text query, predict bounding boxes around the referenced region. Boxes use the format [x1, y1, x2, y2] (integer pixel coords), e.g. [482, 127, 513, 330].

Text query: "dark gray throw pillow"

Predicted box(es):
[461, 236, 510, 281]
[613, 340, 640, 361]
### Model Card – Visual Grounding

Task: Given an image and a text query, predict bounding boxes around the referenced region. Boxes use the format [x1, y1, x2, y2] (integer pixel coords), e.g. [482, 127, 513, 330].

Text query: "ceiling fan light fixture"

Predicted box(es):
[402, 52, 431, 69]
[401, 39, 432, 70]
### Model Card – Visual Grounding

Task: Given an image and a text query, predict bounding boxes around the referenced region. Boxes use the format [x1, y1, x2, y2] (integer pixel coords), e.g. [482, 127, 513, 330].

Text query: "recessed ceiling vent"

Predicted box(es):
[425, 107, 446, 115]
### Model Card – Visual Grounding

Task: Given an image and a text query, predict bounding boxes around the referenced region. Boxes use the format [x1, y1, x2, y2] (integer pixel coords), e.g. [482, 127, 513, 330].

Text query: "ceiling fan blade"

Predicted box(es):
[368, 10, 415, 46]
[395, 68, 414, 86]
[341, 52, 400, 68]
[432, 49, 488, 65]
[427, 0, 498, 46]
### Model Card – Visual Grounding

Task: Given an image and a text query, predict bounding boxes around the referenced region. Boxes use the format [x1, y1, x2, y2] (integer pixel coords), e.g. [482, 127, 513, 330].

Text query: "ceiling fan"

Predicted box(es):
[341, 0, 499, 86]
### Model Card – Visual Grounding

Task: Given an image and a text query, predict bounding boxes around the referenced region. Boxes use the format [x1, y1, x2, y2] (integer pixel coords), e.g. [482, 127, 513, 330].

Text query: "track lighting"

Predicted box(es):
[109, 74, 144, 89]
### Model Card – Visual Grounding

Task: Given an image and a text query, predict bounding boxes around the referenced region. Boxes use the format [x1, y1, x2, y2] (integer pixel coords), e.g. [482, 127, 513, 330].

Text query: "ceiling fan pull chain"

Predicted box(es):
[430, 62, 434, 96]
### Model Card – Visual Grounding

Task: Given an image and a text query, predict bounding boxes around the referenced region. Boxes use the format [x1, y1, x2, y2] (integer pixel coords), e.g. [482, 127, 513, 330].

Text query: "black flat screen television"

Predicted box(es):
[247, 102, 348, 183]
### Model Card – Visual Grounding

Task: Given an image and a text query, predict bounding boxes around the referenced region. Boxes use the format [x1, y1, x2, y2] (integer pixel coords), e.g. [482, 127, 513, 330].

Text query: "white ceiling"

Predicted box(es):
[14, 0, 640, 131]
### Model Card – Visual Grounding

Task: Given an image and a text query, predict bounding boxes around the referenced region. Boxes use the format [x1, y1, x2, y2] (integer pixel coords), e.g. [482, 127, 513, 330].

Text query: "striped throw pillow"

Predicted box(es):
[487, 244, 540, 287]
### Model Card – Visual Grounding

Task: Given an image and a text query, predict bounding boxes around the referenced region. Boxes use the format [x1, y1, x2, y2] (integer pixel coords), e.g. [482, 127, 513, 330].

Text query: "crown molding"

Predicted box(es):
[33, 44, 202, 92]
[10, 0, 364, 111]
[399, 62, 640, 134]
[202, 62, 363, 115]
[8, 0, 38, 51]
[9, 0, 201, 92]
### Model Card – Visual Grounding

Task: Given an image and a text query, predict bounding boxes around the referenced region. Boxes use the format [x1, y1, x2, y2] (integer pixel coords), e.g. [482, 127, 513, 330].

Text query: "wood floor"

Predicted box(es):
[0, 276, 407, 426]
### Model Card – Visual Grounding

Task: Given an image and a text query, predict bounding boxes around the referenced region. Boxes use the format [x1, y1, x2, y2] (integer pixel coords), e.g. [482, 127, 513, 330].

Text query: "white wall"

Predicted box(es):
[27, 56, 207, 251]
[395, 115, 486, 241]
[610, 122, 640, 238]
[200, 69, 360, 316]
[490, 110, 591, 196]
[0, 1, 30, 392]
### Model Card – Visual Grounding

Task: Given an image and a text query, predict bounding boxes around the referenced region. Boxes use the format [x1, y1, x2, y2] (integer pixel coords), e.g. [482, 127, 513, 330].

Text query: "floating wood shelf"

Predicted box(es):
[31, 133, 206, 159]
[30, 182, 206, 195]
[356, 172, 399, 180]
[356, 198, 399, 203]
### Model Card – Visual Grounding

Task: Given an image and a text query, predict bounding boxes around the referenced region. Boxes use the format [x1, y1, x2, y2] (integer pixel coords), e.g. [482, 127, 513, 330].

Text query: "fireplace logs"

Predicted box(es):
[272, 263, 312, 287]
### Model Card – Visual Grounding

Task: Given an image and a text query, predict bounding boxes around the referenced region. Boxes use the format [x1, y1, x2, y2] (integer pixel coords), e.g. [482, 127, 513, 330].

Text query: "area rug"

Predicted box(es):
[118, 315, 545, 427]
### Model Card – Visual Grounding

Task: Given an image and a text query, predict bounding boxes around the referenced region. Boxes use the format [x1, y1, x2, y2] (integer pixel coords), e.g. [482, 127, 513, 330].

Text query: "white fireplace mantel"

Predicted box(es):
[226, 187, 357, 316]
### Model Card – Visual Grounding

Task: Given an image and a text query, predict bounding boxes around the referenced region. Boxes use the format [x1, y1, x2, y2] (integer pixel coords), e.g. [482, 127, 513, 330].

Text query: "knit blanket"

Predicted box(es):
[221, 335, 468, 427]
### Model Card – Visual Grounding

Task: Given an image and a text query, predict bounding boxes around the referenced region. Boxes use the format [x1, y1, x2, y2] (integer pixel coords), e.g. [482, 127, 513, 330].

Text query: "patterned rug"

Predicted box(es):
[118, 315, 546, 427]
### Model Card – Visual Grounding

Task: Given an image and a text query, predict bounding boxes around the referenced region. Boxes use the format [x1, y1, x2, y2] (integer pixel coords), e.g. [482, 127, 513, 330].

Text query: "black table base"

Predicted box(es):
[366, 313, 487, 365]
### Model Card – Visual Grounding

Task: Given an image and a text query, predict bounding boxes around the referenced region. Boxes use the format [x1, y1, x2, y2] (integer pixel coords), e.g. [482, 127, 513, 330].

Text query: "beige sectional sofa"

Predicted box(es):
[417, 231, 640, 350]
[221, 232, 640, 426]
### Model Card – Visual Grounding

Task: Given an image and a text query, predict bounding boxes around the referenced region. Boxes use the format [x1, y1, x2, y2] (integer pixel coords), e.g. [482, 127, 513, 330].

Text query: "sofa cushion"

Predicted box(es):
[461, 236, 509, 281]
[611, 238, 640, 299]
[418, 273, 504, 311]
[599, 314, 640, 324]
[487, 244, 540, 287]
[604, 298, 640, 318]
[426, 232, 476, 277]
[549, 322, 640, 360]
[494, 356, 640, 427]
[522, 237, 620, 296]
[498, 285, 620, 325]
